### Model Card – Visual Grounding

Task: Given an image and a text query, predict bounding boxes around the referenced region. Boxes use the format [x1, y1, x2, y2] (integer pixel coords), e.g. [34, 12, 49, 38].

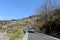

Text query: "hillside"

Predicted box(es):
[32, 9, 60, 38]
[0, 9, 60, 39]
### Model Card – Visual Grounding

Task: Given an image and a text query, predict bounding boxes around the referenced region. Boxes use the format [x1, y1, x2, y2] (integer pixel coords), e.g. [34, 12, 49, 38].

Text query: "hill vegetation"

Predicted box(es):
[32, 0, 60, 38]
[0, 0, 60, 39]
[33, 8, 60, 38]
[0, 9, 60, 39]
[0, 20, 24, 40]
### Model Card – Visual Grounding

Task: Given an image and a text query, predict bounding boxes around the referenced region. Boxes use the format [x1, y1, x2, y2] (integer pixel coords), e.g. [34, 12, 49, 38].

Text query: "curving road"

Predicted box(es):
[22, 32, 60, 40]
[28, 33, 60, 40]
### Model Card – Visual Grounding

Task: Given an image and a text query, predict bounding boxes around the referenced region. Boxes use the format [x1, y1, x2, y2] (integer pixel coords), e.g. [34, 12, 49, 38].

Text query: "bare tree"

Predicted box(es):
[34, 0, 60, 15]
[34, 0, 60, 33]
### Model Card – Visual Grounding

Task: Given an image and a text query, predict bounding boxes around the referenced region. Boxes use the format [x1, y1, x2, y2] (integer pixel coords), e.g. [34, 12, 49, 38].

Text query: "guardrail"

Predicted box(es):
[22, 32, 60, 40]
[22, 32, 28, 40]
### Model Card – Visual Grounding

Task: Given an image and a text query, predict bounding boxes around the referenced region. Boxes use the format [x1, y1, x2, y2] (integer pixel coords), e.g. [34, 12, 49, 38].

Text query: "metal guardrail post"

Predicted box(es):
[22, 32, 28, 40]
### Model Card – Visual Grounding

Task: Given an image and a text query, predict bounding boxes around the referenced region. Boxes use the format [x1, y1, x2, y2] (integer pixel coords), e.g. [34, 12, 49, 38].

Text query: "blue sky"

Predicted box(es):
[0, 0, 60, 20]
[0, 0, 44, 20]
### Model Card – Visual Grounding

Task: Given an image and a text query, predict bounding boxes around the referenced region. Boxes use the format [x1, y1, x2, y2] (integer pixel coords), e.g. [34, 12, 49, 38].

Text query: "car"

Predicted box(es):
[28, 28, 35, 33]
[23, 27, 35, 33]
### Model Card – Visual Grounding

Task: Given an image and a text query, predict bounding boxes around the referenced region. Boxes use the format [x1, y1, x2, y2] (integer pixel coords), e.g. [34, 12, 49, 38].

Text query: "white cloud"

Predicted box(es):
[0, 16, 4, 20]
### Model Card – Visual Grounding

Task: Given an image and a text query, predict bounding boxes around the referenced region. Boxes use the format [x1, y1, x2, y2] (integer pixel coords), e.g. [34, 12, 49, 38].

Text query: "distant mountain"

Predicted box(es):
[0, 9, 60, 38]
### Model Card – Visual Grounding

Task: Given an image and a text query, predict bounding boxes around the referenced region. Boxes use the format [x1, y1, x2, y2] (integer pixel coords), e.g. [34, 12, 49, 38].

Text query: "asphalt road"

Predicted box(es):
[28, 33, 59, 40]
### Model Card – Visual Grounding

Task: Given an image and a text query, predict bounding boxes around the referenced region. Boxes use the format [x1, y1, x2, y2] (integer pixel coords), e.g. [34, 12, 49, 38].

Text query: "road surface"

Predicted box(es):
[28, 33, 59, 40]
